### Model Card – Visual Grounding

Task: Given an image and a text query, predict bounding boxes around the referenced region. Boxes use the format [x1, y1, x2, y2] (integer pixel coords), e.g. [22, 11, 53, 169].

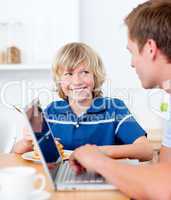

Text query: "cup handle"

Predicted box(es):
[34, 174, 46, 192]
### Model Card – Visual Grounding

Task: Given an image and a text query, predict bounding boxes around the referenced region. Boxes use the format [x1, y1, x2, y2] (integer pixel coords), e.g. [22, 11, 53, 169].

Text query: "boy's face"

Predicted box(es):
[60, 64, 95, 102]
[127, 37, 158, 89]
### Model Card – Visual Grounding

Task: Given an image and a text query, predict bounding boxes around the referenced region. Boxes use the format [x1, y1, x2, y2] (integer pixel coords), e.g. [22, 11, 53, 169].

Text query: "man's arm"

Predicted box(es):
[69, 145, 171, 200]
[96, 157, 171, 200]
[99, 136, 153, 161]
[160, 145, 171, 162]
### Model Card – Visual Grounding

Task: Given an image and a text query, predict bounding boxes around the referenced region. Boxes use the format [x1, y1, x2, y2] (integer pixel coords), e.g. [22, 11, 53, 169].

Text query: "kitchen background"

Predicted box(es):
[0, 0, 168, 143]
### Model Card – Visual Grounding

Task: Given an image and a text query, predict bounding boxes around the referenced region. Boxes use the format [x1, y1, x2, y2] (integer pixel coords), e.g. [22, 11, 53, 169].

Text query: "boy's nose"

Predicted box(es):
[72, 73, 82, 84]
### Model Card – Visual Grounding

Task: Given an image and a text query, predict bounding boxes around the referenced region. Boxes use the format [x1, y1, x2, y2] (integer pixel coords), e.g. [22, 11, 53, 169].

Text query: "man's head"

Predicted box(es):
[125, 0, 171, 89]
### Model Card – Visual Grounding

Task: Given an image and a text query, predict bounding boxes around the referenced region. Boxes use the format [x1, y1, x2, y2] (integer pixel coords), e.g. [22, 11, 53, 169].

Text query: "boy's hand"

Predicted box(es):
[22, 127, 33, 147]
[69, 144, 107, 174]
[13, 127, 33, 154]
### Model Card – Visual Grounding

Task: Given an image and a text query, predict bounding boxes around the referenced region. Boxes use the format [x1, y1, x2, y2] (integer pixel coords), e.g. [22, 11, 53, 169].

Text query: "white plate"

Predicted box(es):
[21, 150, 73, 163]
[21, 151, 41, 163]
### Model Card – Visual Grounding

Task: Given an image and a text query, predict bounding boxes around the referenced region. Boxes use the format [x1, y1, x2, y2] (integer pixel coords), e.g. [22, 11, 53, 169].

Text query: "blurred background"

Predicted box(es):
[0, 0, 167, 149]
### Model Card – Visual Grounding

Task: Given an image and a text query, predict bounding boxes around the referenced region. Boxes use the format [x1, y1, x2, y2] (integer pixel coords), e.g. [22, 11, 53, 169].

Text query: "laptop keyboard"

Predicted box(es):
[57, 161, 105, 184]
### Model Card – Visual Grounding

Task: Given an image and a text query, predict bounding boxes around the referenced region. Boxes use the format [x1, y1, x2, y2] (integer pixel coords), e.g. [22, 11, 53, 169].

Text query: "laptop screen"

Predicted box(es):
[25, 99, 62, 183]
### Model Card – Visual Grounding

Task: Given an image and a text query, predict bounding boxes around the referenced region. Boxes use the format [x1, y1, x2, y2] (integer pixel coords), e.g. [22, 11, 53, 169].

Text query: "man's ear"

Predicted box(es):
[146, 39, 158, 60]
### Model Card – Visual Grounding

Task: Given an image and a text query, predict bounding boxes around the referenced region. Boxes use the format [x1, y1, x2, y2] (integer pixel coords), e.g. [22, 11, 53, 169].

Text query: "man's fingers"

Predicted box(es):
[70, 160, 80, 173]
[69, 155, 85, 174]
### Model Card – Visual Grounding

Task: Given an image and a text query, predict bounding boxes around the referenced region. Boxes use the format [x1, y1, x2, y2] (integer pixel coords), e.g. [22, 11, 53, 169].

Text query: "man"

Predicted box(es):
[69, 1, 171, 199]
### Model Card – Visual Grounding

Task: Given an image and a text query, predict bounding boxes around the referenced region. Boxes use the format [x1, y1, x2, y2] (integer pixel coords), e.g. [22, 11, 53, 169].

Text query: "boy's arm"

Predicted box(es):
[113, 99, 152, 161]
[12, 138, 33, 154]
[12, 128, 33, 154]
[69, 145, 171, 200]
[99, 136, 153, 161]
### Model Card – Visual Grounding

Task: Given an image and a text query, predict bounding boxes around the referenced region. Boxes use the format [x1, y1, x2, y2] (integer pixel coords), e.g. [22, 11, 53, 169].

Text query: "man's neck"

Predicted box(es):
[158, 62, 171, 92]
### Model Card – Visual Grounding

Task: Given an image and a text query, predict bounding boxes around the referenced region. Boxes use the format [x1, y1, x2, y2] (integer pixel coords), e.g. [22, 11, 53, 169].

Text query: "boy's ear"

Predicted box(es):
[146, 39, 158, 60]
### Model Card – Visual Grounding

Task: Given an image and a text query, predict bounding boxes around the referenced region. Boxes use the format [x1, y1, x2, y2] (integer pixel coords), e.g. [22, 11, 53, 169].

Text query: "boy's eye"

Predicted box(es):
[64, 72, 72, 76]
[80, 70, 89, 74]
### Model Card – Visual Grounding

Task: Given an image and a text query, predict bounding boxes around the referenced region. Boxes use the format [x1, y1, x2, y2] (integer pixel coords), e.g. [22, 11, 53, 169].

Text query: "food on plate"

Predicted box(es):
[32, 143, 40, 160]
[32, 139, 66, 160]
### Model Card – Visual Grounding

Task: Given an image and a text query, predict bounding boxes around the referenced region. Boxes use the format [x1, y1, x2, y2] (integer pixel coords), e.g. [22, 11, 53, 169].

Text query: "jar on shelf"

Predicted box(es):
[6, 21, 24, 64]
[6, 46, 21, 64]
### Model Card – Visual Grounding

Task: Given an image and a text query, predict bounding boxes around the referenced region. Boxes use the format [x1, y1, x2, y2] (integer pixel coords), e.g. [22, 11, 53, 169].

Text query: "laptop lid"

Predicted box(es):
[24, 99, 63, 189]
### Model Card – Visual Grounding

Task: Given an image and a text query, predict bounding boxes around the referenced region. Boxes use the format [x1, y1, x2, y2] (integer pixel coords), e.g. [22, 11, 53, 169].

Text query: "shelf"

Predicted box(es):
[0, 64, 51, 71]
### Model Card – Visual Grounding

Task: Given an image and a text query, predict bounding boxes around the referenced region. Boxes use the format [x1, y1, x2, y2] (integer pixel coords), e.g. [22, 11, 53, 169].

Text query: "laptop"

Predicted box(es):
[23, 99, 115, 191]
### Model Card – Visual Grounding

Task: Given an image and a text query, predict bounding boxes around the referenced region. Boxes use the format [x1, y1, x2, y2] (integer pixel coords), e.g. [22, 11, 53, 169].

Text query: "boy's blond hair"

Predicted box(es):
[52, 42, 106, 100]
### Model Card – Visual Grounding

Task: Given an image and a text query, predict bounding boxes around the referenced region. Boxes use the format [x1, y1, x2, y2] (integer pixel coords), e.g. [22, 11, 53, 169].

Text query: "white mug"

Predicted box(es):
[0, 166, 46, 200]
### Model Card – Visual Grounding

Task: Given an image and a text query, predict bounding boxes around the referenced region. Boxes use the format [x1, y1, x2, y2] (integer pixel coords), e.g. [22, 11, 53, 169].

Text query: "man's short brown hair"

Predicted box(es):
[125, 0, 171, 62]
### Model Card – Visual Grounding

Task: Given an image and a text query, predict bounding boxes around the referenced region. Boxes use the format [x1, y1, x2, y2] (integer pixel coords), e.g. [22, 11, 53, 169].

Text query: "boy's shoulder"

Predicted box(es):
[100, 96, 125, 106]
[45, 99, 69, 114]
[94, 97, 126, 110]
[101, 97, 130, 117]
[104, 97, 124, 103]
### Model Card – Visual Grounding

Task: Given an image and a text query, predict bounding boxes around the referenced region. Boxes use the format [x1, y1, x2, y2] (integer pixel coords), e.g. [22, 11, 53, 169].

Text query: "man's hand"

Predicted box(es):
[69, 144, 107, 175]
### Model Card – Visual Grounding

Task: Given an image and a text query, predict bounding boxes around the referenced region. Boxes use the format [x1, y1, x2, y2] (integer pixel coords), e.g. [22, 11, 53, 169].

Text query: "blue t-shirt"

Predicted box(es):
[44, 97, 145, 150]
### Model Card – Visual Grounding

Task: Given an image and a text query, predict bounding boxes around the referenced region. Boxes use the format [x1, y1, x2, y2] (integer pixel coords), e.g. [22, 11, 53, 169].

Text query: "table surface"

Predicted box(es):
[0, 153, 129, 200]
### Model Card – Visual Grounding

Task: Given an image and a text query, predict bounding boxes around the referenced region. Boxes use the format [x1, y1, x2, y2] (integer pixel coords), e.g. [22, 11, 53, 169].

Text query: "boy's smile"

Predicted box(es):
[60, 64, 95, 103]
